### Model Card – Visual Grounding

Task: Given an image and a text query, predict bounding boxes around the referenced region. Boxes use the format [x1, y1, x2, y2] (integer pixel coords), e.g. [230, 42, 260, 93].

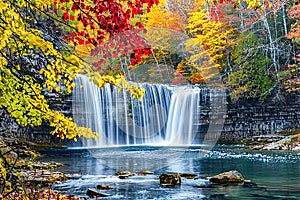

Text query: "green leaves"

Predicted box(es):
[226, 32, 274, 100]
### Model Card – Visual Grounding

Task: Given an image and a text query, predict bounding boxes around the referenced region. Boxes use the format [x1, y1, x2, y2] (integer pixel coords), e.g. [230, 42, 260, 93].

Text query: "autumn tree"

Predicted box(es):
[287, 2, 300, 43]
[0, 0, 158, 197]
[133, 0, 186, 84]
[285, 1, 300, 92]
[53, 0, 158, 73]
[184, 0, 235, 83]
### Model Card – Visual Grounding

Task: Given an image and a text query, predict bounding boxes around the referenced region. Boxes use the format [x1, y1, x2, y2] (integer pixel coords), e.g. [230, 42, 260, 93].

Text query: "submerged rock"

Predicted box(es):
[179, 173, 198, 179]
[137, 169, 154, 176]
[86, 189, 109, 198]
[159, 173, 181, 187]
[209, 170, 244, 184]
[118, 175, 129, 179]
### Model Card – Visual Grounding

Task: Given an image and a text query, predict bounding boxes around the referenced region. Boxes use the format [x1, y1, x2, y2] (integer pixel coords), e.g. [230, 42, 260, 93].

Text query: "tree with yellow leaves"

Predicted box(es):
[0, 0, 152, 198]
[142, 0, 185, 52]
[0, 0, 152, 141]
[185, 1, 235, 82]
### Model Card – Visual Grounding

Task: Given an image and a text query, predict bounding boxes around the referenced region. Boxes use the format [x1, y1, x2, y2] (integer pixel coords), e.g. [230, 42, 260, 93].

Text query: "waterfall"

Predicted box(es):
[72, 75, 209, 147]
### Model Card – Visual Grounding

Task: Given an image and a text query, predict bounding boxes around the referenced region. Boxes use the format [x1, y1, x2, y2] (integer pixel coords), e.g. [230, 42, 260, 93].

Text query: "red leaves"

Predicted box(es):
[62, 12, 69, 21]
[77, 38, 85, 45]
[112, 51, 119, 58]
[55, 0, 157, 70]
[57, 130, 63, 136]
[69, 15, 75, 21]
[209, 4, 226, 22]
[136, 21, 143, 29]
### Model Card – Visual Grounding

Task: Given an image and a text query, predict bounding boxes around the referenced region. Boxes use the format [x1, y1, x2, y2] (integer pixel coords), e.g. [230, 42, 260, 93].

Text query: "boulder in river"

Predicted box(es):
[116, 171, 134, 179]
[159, 173, 181, 187]
[86, 189, 109, 198]
[209, 170, 244, 184]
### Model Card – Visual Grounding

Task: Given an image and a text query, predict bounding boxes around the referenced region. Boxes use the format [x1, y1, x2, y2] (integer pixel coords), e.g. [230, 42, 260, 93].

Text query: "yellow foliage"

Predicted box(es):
[0, 0, 145, 142]
[185, 9, 235, 80]
[142, 0, 185, 52]
[75, 44, 95, 58]
[0, 158, 6, 181]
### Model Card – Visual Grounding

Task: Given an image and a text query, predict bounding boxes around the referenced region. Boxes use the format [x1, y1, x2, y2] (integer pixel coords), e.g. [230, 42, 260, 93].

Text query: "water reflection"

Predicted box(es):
[40, 147, 300, 199]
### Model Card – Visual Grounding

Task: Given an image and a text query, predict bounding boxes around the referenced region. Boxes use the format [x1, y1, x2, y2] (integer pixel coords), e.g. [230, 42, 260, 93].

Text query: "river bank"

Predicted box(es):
[237, 130, 300, 152]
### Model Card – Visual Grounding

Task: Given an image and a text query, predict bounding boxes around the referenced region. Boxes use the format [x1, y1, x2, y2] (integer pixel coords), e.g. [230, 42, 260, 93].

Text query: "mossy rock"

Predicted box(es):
[116, 170, 134, 179]
[159, 173, 181, 187]
[209, 170, 244, 184]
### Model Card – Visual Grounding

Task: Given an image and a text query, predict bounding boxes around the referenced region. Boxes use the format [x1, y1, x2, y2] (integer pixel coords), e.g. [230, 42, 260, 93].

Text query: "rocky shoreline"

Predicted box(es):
[0, 136, 72, 199]
[246, 133, 300, 151]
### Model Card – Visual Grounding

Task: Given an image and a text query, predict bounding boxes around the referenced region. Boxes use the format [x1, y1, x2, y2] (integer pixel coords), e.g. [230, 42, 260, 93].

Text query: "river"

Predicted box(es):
[40, 146, 300, 199]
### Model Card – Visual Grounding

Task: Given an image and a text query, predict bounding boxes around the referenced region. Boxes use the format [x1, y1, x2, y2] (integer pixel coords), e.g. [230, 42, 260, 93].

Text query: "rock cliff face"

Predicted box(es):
[1, 92, 299, 144]
[218, 96, 300, 142]
[0, 94, 72, 144]
[0, 109, 28, 143]
[192, 93, 300, 143]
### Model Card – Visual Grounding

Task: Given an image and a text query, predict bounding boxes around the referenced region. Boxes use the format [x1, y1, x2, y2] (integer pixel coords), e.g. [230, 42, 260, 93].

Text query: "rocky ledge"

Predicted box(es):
[251, 133, 300, 151]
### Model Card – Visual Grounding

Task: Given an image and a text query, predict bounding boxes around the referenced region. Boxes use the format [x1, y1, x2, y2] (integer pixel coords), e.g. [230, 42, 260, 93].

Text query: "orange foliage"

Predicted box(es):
[189, 72, 205, 84]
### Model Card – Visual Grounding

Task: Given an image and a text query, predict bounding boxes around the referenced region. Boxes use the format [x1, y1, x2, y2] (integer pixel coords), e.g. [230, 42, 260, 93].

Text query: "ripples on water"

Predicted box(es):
[40, 146, 300, 199]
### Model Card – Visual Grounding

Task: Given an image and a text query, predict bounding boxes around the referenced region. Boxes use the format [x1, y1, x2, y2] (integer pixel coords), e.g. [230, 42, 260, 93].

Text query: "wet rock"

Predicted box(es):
[137, 169, 154, 176]
[179, 173, 198, 179]
[251, 145, 264, 150]
[159, 173, 181, 187]
[97, 184, 113, 190]
[209, 170, 244, 184]
[262, 136, 293, 150]
[116, 171, 134, 179]
[115, 171, 134, 176]
[118, 175, 129, 179]
[86, 189, 109, 198]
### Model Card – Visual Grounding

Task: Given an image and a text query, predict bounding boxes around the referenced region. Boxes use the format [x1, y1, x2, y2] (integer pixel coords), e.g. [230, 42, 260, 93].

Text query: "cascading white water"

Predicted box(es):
[72, 75, 206, 147]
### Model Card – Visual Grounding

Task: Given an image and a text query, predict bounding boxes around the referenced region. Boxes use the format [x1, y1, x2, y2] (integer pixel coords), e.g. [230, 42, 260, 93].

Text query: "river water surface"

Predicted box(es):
[40, 146, 300, 199]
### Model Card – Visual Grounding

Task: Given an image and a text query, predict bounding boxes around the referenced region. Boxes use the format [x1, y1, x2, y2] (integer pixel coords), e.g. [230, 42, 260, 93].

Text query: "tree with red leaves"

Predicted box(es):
[54, 0, 158, 70]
